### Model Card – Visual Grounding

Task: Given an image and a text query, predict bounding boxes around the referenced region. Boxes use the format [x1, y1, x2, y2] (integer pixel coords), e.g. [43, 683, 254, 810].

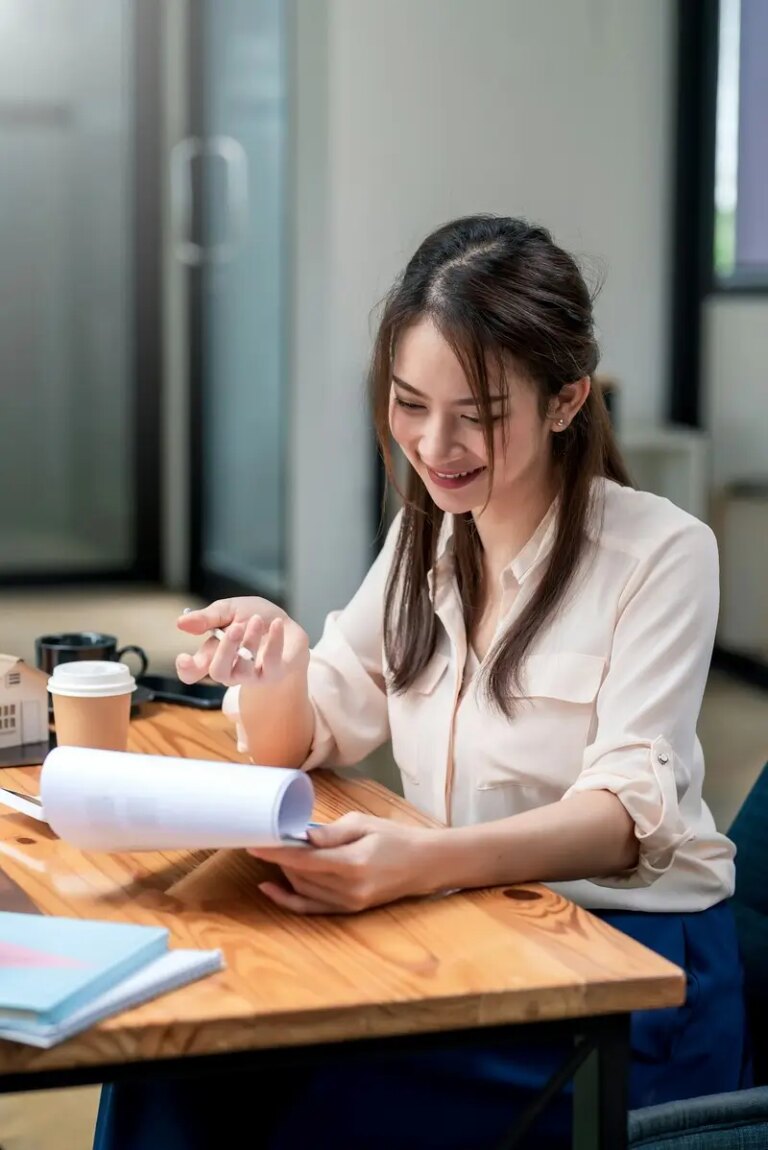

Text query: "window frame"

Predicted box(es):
[669, 0, 768, 434]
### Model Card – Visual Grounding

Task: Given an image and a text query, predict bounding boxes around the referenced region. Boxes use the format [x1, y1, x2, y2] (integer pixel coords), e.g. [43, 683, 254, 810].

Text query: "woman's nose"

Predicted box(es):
[419, 413, 458, 461]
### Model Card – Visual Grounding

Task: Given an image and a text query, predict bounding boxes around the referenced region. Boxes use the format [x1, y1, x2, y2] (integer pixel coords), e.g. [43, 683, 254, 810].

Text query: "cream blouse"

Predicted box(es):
[228, 479, 735, 912]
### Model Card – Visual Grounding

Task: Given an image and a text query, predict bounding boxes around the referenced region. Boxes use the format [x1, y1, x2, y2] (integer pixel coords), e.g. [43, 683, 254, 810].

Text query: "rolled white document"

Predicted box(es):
[40, 746, 315, 852]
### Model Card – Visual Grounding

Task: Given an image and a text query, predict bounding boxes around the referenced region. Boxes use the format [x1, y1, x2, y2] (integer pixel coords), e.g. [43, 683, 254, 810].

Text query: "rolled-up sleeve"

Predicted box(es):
[224, 515, 399, 770]
[562, 520, 719, 887]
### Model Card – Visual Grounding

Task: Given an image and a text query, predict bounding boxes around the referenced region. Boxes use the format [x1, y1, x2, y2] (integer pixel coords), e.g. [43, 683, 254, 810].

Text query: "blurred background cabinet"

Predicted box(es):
[713, 482, 768, 668]
[619, 424, 710, 523]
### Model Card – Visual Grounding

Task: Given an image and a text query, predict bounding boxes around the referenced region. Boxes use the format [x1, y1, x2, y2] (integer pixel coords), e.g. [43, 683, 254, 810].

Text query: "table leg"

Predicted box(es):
[572, 1014, 630, 1150]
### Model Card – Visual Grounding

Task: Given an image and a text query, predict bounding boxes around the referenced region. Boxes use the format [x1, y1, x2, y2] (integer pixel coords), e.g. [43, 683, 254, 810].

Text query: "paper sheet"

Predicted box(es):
[39, 746, 315, 851]
[0, 788, 46, 821]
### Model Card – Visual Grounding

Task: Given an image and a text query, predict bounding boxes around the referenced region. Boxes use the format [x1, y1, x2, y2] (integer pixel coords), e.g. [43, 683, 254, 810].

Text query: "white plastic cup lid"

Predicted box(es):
[47, 661, 136, 699]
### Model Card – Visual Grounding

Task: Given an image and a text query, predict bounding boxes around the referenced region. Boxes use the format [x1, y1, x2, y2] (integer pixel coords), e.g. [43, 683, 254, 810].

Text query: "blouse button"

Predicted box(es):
[657, 753, 670, 765]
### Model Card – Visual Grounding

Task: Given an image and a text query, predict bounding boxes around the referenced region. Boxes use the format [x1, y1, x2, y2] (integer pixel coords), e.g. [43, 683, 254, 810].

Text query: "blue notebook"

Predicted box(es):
[0, 912, 168, 1026]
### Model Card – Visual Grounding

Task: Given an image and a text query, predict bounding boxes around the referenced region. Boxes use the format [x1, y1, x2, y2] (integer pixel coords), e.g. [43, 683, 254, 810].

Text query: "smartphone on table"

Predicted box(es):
[136, 675, 226, 710]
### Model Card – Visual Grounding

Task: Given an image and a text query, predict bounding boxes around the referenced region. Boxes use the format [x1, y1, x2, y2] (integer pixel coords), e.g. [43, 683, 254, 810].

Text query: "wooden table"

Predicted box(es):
[0, 703, 686, 1148]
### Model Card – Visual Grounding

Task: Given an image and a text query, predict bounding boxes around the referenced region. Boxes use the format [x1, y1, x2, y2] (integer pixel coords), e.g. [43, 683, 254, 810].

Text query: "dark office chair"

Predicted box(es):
[627, 761, 768, 1148]
[729, 760, 768, 1085]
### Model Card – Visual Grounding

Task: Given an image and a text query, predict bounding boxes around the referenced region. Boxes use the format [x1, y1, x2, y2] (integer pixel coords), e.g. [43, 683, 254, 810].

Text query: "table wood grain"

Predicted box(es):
[0, 703, 685, 1080]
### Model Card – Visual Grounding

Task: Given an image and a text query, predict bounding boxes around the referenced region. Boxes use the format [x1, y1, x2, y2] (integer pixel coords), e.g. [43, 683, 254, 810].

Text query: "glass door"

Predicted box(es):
[0, 0, 161, 583]
[184, 0, 288, 602]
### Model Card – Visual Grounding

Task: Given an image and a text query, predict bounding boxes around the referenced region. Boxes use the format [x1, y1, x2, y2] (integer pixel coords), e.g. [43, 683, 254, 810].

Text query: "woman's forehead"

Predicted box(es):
[392, 319, 526, 401]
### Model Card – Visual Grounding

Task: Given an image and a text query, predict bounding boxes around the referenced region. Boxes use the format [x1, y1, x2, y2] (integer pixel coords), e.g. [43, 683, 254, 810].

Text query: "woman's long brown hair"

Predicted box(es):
[370, 216, 631, 715]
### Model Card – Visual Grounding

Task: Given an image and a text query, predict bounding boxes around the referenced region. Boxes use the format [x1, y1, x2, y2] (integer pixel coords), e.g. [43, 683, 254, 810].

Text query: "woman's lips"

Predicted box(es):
[425, 465, 486, 490]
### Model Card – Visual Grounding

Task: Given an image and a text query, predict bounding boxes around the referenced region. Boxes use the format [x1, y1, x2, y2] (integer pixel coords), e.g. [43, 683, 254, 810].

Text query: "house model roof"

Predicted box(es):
[0, 655, 49, 688]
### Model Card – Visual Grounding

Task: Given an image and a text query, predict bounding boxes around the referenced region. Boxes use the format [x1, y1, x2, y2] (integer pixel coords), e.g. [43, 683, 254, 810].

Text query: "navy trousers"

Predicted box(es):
[94, 901, 750, 1150]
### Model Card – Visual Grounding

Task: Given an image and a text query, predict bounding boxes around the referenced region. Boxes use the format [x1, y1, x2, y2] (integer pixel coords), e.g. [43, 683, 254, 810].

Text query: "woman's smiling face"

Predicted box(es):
[389, 318, 555, 516]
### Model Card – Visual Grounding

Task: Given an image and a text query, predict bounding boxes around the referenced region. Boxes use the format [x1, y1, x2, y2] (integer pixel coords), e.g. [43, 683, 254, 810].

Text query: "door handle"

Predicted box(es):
[169, 135, 249, 265]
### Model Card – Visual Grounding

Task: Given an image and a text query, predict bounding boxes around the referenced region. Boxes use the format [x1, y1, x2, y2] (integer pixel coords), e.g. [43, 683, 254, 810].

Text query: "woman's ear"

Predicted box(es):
[547, 377, 591, 429]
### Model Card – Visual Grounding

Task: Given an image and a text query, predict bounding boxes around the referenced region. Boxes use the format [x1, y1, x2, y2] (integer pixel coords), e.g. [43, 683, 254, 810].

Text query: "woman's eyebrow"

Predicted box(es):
[392, 374, 504, 405]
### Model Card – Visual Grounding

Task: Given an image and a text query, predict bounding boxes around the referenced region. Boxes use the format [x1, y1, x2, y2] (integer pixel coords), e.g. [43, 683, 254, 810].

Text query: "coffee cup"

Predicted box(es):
[35, 632, 149, 679]
[47, 661, 136, 752]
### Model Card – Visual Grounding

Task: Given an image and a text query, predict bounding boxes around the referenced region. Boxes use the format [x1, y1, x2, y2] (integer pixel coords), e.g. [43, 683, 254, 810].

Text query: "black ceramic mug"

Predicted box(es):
[35, 632, 149, 678]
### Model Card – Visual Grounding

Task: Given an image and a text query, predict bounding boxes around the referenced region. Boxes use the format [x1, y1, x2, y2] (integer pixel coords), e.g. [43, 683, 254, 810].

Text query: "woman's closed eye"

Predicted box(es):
[393, 396, 493, 424]
[393, 396, 426, 413]
[458, 411, 504, 425]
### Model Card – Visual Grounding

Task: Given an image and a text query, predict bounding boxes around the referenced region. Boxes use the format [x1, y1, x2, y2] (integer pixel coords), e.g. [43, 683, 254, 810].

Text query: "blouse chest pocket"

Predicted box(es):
[522, 652, 606, 704]
[474, 651, 606, 793]
[388, 651, 451, 786]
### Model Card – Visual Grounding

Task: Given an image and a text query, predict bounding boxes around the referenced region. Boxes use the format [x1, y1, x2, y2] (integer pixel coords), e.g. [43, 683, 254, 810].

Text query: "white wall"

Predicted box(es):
[703, 298, 768, 491]
[290, 0, 675, 638]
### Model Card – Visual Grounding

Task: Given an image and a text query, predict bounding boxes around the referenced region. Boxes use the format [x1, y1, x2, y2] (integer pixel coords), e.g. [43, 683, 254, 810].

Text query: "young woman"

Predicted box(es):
[95, 216, 748, 1149]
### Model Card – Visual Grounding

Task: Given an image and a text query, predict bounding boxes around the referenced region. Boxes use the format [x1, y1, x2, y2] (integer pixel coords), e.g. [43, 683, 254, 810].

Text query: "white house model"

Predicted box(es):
[0, 654, 49, 749]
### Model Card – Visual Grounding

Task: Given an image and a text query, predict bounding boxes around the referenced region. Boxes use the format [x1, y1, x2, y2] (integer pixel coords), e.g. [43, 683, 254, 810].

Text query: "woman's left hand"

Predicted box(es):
[248, 813, 443, 914]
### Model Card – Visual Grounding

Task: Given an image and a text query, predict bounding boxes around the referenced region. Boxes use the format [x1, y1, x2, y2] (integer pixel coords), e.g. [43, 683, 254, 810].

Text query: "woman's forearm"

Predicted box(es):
[238, 664, 316, 768]
[430, 791, 638, 892]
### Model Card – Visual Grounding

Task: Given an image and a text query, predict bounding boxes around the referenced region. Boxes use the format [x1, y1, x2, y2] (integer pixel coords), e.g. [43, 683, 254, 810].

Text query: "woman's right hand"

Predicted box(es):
[176, 598, 310, 688]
